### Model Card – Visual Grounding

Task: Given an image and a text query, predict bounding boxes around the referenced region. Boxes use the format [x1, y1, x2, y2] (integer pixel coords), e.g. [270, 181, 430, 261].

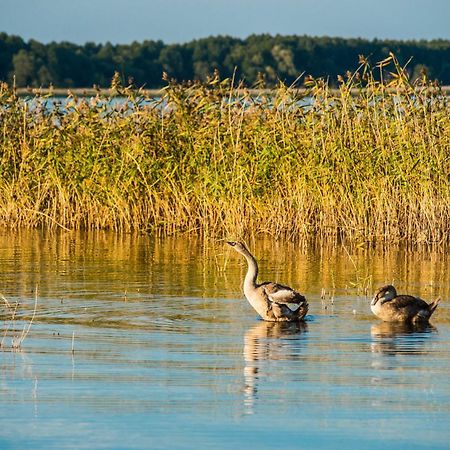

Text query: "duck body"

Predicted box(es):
[227, 241, 308, 322]
[371, 285, 440, 324]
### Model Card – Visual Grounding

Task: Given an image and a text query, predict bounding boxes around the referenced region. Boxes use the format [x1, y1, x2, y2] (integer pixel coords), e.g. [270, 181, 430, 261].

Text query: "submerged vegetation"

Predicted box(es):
[0, 54, 449, 244]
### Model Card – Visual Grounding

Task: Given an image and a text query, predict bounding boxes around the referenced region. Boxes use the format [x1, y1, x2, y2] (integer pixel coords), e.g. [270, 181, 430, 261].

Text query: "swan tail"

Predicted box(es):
[429, 298, 441, 316]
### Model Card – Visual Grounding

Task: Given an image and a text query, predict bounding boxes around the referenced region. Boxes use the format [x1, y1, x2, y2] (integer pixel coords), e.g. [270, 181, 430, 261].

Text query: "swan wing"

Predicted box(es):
[385, 295, 429, 309]
[261, 282, 307, 305]
[270, 297, 309, 320]
[271, 302, 295, 318]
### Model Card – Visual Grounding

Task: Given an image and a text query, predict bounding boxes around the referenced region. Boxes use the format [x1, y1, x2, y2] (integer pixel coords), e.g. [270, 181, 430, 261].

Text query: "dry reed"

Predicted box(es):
[0, 54, 449, 244]
[1, 289, 38, 350]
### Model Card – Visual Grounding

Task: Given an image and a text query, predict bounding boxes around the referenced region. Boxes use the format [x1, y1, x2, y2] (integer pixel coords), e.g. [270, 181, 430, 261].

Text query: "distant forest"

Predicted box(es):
[1, 32, 449, 88]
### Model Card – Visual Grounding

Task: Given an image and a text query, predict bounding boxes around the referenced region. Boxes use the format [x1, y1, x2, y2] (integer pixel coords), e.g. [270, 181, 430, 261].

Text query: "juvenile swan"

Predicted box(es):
[227, 241, 308, 322]
[371, 285, 440, 324]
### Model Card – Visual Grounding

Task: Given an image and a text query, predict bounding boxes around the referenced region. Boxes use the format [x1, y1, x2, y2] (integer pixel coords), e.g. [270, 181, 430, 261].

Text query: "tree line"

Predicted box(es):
[0, 32, 449, 88]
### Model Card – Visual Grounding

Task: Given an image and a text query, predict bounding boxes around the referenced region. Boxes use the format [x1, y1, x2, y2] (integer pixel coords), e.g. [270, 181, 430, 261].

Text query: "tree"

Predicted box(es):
[1, 32, 449, 88]
[12, 49, 36, 86]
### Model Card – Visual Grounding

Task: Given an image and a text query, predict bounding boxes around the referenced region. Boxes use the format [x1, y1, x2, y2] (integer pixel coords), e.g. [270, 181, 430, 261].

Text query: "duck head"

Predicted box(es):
[372, 285, 397, 306]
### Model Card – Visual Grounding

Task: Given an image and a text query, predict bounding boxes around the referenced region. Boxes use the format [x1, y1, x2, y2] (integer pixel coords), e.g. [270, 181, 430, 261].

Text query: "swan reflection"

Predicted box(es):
[243, 320, 308, 414]
[370, 321, 436, 357]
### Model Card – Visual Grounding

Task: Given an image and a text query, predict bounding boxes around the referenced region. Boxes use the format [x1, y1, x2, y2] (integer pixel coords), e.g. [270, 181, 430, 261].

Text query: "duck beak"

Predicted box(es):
[371, 296, 379, 306]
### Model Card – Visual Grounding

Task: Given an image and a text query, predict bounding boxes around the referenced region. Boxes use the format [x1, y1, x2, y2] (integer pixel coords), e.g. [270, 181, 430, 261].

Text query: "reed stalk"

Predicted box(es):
[1, 289, 38, 350]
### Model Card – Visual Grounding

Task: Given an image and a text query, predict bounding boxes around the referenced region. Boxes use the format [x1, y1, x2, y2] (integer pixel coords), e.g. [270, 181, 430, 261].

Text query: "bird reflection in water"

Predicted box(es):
[370, 321, 436, 357]
[243, 320, 308, 414]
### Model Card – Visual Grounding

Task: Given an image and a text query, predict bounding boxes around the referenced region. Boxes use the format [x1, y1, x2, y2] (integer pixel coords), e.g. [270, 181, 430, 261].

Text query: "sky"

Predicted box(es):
[1, 0, 449, 45]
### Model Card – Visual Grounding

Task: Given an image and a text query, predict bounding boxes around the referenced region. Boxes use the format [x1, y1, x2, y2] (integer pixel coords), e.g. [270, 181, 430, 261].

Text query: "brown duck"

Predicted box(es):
[227, 241, 308, 322]
[371, 285, 440, 324]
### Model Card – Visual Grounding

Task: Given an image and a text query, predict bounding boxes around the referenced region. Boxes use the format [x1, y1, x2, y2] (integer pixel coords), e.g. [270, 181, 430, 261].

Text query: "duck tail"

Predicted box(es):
[429, 298, 441, 316]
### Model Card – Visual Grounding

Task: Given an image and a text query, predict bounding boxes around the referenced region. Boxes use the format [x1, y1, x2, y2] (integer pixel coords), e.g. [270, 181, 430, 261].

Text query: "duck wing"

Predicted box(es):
[260, 282, 307, 305]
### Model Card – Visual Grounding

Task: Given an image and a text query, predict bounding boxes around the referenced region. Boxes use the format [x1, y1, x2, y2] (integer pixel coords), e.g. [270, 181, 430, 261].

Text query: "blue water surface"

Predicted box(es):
[0, 231, 449, 449]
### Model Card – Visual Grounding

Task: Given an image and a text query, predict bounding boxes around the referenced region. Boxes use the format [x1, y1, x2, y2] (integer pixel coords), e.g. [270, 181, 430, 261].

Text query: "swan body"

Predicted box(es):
[227, 241, 308, 322]
[371, 285, 440, 324]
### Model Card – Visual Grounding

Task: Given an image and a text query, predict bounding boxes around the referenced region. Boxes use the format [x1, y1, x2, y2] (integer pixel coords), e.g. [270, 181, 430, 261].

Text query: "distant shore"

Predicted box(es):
[15, 85, 450, 97]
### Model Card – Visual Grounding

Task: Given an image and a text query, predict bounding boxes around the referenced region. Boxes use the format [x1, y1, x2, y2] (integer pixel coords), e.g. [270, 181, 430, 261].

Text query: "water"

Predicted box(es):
[0, 231, 449, 449]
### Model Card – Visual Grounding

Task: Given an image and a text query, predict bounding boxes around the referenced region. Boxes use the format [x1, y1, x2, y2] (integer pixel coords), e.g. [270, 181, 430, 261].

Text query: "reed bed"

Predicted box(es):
[0, 54, 449, 244]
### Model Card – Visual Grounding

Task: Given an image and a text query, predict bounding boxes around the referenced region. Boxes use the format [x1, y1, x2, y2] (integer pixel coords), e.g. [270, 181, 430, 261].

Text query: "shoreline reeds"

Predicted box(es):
[0, 54, 449, 244]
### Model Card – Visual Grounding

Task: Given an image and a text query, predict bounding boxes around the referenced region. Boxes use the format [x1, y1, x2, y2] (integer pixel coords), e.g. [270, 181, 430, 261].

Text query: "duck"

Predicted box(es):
[371, 284, 440, 324]
[227, 241, 308, 322]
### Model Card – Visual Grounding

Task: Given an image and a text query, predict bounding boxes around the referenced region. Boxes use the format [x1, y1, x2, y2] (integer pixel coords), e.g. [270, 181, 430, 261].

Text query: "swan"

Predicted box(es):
[371, 284, 440, 324]
[227, 241, 308, 322]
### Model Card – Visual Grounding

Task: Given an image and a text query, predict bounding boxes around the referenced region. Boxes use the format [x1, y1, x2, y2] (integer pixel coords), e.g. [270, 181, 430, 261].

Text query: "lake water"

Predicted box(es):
[0, 231, 449, 449]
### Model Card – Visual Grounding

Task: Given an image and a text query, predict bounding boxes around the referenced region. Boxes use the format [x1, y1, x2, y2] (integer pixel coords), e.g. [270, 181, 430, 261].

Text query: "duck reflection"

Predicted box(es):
[243, 320, 308, 414]
[370, 321, 436, 356]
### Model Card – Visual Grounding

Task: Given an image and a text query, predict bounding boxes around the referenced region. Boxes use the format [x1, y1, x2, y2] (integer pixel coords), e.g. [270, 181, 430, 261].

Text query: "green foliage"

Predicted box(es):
[0, 32, 449, 88]
[0, 55, 449, 244]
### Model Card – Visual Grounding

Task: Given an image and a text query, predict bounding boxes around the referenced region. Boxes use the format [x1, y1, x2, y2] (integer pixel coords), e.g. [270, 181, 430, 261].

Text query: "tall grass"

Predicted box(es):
[0, 54, 449, 244]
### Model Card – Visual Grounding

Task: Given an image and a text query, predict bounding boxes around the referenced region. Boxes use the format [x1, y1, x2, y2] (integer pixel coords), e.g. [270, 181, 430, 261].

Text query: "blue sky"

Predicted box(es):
[1, 0, 449, 44]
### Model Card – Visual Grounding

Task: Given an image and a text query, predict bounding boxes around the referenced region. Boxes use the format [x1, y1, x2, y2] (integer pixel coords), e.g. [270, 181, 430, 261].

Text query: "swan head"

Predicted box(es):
[227, 241, 249, 254]
[372, 284, 397, 306]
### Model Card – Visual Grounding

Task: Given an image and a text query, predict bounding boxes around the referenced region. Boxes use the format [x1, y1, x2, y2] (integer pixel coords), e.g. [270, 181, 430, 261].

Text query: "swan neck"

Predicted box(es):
[242, 250, 258, 290]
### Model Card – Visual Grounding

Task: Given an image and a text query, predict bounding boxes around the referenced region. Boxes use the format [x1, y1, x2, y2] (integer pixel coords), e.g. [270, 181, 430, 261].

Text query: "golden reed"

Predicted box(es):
[0, 54, 449, 244]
